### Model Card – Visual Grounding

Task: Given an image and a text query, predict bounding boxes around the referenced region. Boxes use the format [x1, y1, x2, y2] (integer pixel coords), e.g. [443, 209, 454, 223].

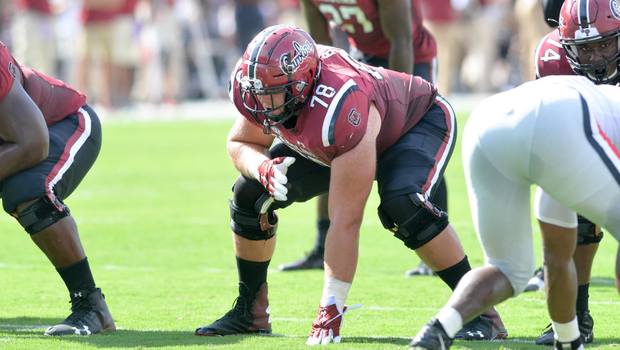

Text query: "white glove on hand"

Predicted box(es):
[249, 156, 296, 202]
[306, 296, 362, 345]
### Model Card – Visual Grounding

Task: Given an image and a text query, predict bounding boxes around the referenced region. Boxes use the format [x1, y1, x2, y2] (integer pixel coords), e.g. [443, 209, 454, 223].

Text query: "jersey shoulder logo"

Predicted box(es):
[7, 61, 17, 80]
[348, 108, 361, 126]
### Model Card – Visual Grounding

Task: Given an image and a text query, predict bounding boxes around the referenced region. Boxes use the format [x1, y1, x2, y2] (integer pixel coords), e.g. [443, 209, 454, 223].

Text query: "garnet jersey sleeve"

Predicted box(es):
[309, 81, 369, 161]
[534, 30, 574, 79]
[0, 43, 19, 102]
[0, 41, 86, 125]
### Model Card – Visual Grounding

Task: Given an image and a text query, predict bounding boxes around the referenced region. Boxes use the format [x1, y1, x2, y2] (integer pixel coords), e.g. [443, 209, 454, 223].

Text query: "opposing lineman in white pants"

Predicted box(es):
[410, 75, 620, 350]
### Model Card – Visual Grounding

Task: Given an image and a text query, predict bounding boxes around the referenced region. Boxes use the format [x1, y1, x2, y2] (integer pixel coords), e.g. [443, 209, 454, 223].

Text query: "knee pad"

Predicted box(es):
[230, 200, 278, 241]
[15, 196, 70, 235]
[378, 193, 449, 250]
[577, 215, 604, 245]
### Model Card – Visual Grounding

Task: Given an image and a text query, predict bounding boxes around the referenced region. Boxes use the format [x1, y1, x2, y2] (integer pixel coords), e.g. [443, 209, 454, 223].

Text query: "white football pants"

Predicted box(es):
[462, 85, 620, 296]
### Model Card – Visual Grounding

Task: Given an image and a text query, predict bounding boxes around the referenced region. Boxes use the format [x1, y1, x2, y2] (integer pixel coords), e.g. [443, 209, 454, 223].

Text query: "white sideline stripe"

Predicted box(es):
[0, 325, 48, 329]
[365, 306, 438, 311]
[77, 217, 221, 225]
[590, 278, 615, 284]
[0, 324, 540, 344]
[0, 263, 41, 269]
[274, 318, 313, 322]
[590, 301, 620, 305]
[0, 263, 154, 271]
[104, 265, 154, 271]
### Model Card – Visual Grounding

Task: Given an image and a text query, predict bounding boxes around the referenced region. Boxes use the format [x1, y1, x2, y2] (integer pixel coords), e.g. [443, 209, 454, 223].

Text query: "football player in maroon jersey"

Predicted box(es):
[195, 25, 506, 343]
[278, 0, 446, 279]
[529, 0, 620, 344]
[0, 42, 114, 335]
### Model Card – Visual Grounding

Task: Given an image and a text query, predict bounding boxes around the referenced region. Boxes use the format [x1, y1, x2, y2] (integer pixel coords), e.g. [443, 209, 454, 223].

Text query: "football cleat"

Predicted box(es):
[306, 295, 361, 345]
[454, 307, 508, 341]
[45, 288, 116, 336]
[278, 248, 324, 271]
[409, 317, 453, 350]
[405, 262, 436, 277]
[536, 310, 593, 346]
[524, 266, 545, 292]
[195, 283, 271, 336]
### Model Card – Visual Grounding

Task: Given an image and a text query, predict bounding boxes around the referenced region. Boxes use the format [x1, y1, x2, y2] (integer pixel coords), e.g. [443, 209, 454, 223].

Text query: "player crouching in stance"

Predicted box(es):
[410, 75, 620, 350]
[0, 41, 114, 335]
[195, 25, 506, 343]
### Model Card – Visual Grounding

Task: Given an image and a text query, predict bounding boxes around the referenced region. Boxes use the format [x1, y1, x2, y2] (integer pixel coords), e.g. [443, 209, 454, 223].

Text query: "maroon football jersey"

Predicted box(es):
[310, 0, 437, 63]
[0, 42, 86, 126]
[230, 46, 438, 166]
[535, 30, 574, 79]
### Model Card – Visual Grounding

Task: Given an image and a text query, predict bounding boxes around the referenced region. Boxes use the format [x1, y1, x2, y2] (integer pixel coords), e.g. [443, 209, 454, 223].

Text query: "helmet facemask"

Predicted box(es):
[562, 34, 620, 84]
[239, 76, 310, 133]
[236, 25, 321, 134]
[558, 0, 620, 84]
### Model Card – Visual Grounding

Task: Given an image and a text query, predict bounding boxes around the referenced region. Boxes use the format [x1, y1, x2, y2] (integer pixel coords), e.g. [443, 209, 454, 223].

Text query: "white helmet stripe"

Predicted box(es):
[578, 0, 591, 28]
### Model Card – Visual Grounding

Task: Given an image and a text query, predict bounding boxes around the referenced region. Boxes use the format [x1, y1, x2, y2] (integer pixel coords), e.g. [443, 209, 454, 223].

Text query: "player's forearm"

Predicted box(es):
[227, 141, 270, 179]
[324, 222, 361, 283]
[388, 40, 414, 74]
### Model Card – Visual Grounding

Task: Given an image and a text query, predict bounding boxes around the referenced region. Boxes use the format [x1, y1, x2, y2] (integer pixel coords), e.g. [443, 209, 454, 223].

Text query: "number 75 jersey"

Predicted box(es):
[229, 45, 438, 166]
[534, 30, 575, 79]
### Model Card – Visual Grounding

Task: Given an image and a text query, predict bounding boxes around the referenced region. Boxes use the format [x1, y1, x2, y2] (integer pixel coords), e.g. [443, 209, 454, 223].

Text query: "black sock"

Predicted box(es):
[237, 256, 270, 297]
[56, 257, 96, 292]
[576, 283, 590, 312]
[314, 219, 330, 253]
[435, 256, 472, 291]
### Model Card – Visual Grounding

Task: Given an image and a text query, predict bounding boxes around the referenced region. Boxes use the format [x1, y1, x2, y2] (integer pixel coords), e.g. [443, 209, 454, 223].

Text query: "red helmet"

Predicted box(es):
[558, 0, 620, 84]
[236, 25, 321, 131]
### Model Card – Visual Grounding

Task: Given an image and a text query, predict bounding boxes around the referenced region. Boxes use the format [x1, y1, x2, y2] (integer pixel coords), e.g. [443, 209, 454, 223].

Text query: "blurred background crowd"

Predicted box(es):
[0, 0, 555, 112]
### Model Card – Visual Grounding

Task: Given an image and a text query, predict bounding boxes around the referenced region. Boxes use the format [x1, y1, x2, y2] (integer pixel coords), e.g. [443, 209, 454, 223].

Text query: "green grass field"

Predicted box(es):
[0, 111, 618, 349]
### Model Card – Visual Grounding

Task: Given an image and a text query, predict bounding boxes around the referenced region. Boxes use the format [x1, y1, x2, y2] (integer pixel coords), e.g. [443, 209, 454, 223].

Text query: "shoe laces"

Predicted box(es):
[222, 296, 250, 319]
[65, 293, 93, 323]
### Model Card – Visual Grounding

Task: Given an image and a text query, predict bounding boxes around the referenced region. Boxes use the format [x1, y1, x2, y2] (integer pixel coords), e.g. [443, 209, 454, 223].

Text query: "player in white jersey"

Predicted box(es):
[410, 75, 620, 350]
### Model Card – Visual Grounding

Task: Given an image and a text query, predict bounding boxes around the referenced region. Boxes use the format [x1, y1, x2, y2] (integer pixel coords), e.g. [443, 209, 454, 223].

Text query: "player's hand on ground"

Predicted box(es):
[306, 296, 362, 345]
[249, 156, 295, 201]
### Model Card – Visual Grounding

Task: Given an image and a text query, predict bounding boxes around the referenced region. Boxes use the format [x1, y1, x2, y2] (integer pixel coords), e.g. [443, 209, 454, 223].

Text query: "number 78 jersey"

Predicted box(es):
[534, 30, 575, 79]
[229, 46, 438, 166]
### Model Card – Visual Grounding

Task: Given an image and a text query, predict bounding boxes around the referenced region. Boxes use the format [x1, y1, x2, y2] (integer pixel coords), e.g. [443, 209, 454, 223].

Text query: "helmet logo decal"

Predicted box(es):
[611, 0, 620, 19]
[574, 26, 600, 38]
[280, 40, 313, 75]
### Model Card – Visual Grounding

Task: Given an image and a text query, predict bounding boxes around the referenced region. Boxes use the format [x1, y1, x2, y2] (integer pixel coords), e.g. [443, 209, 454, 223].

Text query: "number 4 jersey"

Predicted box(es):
[229, 46, 438, 166]
[534, 30, 574, 79]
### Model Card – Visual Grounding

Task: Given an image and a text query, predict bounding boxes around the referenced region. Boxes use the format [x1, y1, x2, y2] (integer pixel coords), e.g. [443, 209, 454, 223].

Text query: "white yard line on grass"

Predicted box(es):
[0, 325, 48, 330]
